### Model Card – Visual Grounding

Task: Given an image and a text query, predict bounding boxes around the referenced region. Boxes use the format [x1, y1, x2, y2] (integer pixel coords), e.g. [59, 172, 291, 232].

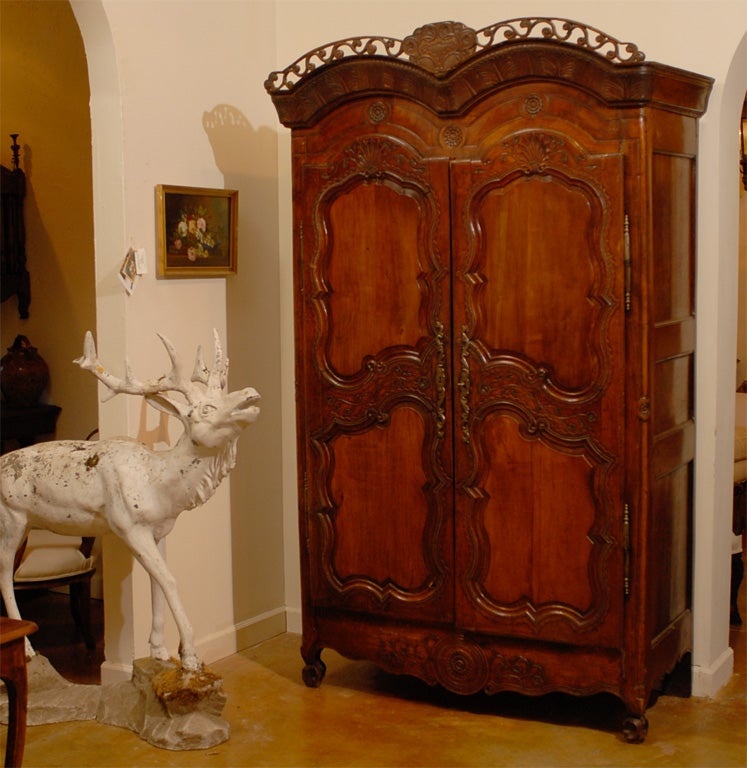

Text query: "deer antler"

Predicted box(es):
[190, 329, 229, 392]
[74, 331, 197, 403]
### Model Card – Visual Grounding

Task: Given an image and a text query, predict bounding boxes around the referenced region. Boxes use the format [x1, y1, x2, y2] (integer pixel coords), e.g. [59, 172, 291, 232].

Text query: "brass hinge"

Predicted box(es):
[623, 214, 632, 312]
[623, 502, 631, 597]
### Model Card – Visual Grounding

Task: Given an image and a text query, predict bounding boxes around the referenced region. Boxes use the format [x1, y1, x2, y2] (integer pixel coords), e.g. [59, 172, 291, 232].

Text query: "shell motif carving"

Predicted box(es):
[402, 22, 478, 75]
[322, 137, 426, 181]
[501, 133, 570, 175]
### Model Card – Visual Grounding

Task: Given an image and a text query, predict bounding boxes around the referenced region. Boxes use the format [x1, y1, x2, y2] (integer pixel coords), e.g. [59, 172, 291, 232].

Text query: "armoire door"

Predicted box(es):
[295, 131, 456, 624]
[450, 124, 628, 648]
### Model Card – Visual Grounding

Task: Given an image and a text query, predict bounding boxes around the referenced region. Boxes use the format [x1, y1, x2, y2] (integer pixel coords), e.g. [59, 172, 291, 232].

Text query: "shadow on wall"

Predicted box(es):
[201, 102, 285, 636]
[202, 104, 278, 180]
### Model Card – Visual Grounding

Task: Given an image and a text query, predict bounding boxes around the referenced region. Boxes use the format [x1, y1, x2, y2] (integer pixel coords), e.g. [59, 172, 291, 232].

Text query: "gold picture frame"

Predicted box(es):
[156, 184, 238, 278]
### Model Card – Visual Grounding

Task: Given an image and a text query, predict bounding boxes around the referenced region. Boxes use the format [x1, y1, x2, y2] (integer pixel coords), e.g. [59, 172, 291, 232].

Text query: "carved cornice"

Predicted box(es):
[267, 19, 712, 128]
[265, 18, 644, 93]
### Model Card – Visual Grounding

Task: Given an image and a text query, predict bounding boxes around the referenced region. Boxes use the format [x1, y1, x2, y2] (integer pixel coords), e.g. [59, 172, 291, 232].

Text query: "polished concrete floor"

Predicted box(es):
[3, 589, 746, 767]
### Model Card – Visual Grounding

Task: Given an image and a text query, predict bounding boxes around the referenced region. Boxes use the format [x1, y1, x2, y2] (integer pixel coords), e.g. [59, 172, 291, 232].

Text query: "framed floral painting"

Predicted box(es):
[156, 185, 238, 278]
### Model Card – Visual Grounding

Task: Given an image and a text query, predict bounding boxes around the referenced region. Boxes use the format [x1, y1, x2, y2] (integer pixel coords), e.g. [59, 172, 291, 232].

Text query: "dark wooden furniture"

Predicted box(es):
[266, 18, 713, 741]
[0, 617, 37, 768]
[0, 403, 61, 452]
[1, 135, 30, 319]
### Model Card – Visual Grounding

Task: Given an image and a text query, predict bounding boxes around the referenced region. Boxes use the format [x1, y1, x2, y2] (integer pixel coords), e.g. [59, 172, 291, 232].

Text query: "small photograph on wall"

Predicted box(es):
[156, 184, 238, 278]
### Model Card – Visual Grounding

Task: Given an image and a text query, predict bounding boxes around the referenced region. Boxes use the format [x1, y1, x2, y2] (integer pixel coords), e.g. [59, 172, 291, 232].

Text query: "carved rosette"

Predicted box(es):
[522, 93, 544, 117]
[368, 101, 390, 124]
[439, 125, 464, 150]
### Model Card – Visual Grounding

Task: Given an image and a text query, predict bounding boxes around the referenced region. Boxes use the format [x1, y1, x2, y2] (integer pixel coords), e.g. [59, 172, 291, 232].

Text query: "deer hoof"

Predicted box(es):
[181, 654, 201, 672]
[150, 646, 170, 662]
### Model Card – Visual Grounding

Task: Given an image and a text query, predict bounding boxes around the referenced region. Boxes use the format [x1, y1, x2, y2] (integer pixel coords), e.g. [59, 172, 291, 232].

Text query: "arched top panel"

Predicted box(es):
[266, 18, 713, 128]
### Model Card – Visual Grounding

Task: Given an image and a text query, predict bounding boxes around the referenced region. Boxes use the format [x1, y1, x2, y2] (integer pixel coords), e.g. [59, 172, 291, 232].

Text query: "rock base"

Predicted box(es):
[0, 655, 99, 725]
[97, 657, 229, 750]
[0, 655, 229, 751]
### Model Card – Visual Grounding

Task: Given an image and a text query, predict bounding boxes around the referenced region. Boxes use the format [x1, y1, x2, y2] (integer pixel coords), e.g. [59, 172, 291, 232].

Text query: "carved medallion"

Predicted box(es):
[432, 636, 490, 694]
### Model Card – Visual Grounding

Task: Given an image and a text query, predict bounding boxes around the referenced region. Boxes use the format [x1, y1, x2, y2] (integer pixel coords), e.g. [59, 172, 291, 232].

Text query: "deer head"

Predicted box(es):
[75, 330, 260, 449]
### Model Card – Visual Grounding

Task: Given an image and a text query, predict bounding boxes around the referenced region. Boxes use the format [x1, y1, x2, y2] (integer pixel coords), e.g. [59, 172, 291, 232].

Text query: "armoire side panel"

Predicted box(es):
[647, 148, 697, 655]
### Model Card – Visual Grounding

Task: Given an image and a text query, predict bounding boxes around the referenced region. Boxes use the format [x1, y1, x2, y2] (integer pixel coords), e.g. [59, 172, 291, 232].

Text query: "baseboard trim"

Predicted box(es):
[285, 605, 302, 634]
[234, 607, 287, 653]
[99, 607, 289, 684]
[691, 646, 734, 698]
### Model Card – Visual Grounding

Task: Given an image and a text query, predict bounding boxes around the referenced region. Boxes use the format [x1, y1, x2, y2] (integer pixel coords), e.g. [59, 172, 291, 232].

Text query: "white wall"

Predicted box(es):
[72, 0, 284, 681]
[65, 0, 746, 699]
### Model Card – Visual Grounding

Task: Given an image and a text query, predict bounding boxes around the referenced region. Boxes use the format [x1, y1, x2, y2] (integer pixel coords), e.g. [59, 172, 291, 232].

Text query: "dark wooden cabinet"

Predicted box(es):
[266, 18, 713, 740]
[1, 136, 30, 319]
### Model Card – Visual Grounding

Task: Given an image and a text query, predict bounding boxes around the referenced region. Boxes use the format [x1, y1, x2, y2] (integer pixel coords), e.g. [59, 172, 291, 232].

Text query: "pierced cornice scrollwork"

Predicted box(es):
[265, 18, 645, 93]
[476, 17, 645, 64]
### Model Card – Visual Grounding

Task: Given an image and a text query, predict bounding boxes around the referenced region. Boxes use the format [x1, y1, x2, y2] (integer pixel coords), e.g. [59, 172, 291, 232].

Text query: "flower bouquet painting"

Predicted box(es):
[156, 185, 238, 277]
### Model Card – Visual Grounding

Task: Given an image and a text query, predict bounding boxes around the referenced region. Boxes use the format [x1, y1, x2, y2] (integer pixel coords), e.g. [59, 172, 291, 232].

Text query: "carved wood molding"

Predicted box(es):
[266, 18, 644, 93]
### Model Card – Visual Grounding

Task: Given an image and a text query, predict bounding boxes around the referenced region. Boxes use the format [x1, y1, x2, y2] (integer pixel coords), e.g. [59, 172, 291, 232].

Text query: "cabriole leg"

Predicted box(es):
[622, 712, 649, 743]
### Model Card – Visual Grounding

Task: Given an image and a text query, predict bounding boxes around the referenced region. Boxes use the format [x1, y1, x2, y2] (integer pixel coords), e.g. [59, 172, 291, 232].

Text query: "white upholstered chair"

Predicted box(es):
[12, 530, 97, 649]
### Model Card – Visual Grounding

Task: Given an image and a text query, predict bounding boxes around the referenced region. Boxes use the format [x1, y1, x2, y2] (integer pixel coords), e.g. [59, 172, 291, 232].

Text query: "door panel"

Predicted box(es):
[451, 131, 626, 647]
[298, 137, 454, 622]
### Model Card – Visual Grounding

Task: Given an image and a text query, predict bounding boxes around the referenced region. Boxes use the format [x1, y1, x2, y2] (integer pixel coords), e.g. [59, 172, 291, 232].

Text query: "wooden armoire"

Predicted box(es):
[266, 18, 713, 741]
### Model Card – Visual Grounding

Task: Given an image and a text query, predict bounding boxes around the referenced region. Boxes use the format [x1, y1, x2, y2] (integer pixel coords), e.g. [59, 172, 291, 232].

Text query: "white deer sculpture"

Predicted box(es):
[0, 330, 260, 671]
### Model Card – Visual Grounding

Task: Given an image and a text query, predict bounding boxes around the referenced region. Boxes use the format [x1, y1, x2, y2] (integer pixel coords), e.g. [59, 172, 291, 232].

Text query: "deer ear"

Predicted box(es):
[145, 393, 189, 419]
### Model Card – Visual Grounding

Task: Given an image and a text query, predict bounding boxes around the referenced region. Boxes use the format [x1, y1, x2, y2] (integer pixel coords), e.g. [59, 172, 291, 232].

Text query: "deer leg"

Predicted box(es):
[0, 516, 34, 658]
[122, 526, 199, 670]
[149, 540, 169, 661]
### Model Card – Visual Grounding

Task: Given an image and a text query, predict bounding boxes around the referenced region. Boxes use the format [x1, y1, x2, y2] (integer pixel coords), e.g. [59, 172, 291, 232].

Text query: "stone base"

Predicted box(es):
[0, 655, 100, 725]
[0, 655, 230, 751]
[97, 657, 230, 751]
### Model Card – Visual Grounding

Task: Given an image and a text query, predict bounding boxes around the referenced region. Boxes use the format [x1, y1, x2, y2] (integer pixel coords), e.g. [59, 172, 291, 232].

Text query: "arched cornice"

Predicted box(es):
[266, 18, 713, 129]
